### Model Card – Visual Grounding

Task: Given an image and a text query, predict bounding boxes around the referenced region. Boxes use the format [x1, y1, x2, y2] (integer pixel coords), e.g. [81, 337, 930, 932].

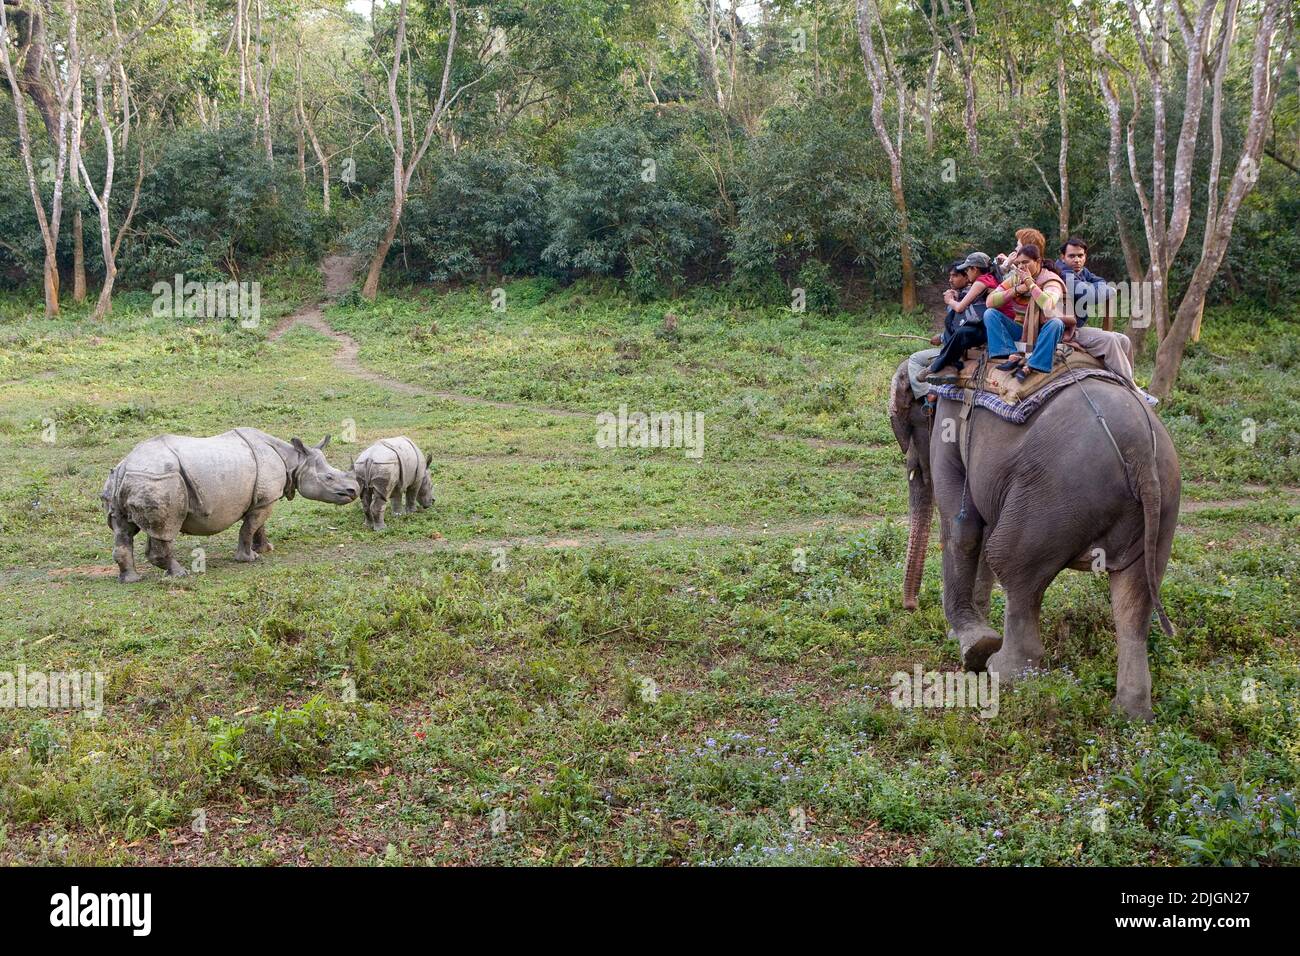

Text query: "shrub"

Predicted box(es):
[123, 119, 325, 284]
[399, 149, 555, 282]
[730, 103, 898, 284]
[542, 122, 712, 289]
[795, 259, 840, 314]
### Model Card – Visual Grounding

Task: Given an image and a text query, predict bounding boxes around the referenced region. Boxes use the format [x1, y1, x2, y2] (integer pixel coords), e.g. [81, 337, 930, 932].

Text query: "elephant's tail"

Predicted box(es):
[1137, 423, 1174, 638]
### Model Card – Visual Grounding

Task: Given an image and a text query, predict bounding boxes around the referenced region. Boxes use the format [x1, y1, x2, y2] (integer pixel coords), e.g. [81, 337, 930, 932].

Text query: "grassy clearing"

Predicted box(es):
[0, 271, 1296, 865]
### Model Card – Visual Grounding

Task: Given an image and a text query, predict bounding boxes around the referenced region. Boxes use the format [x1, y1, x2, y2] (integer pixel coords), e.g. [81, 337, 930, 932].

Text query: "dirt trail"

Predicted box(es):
[269, 255, 588, 416]
[266, 257, 900, 443]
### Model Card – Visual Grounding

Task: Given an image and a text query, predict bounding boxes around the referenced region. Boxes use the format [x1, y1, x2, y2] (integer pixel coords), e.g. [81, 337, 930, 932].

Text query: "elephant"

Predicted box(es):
[887, 359, 1180, 720]
[101, 430, 359, 581]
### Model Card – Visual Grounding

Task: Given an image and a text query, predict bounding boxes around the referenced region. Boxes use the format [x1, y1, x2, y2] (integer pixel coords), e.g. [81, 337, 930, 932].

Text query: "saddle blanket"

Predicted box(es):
[933, 367, 1131, 424]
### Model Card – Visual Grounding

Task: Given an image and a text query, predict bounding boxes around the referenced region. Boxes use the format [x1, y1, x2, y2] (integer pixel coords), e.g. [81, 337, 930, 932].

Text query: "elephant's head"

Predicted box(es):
[888, 360, 934, 610]
[290, 436, 361, 504]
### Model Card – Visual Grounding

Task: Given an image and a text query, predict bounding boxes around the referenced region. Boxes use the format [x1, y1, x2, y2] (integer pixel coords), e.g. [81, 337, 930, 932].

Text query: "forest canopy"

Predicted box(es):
[1, 0, 1296, 396]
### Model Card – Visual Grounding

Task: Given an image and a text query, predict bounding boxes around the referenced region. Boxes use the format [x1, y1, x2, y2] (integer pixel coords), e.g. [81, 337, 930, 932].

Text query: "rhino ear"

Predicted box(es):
[317, 435, 331, 450]
[290, 437, 309, 456]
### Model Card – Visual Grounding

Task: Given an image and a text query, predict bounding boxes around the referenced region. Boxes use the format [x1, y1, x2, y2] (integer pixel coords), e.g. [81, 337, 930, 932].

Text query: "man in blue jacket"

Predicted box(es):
[1057, 237, 1137, 386]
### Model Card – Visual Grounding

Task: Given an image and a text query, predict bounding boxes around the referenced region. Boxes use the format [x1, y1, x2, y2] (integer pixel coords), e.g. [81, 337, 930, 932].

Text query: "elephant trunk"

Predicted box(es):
[902, 465, 934, 611]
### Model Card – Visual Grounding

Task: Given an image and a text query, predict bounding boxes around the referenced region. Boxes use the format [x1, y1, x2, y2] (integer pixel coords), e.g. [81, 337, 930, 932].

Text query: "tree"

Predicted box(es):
[1100, 0, 1292, 396]
[1, 0, 75, 316]
[359, 0, 481, 300]
[857, 0, 915, 309]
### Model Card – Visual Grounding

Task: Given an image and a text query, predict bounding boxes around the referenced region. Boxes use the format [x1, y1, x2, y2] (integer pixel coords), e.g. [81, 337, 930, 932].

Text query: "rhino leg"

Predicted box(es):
[235, 507, 273, 561]
[405, 486, 419, 513]
[146, 536, 187, 577]
[253, 526, 274, 554]
[367, 489, 389, 531]
[360, 474, 391, 530]
[111, 517, 143, 583]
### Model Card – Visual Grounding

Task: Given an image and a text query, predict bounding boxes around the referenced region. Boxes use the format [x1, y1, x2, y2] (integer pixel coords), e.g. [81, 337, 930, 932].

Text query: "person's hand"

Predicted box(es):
[943, 289, 956, 303]
[930, 333, 943, 346]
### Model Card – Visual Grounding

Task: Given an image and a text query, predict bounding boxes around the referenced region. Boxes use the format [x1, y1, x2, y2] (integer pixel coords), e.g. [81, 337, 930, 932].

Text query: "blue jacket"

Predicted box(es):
[1055, 260, 1109, 326]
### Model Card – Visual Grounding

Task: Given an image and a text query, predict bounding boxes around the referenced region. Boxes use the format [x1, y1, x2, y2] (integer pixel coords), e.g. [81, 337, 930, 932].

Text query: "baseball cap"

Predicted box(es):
[955, 252, 992, 272]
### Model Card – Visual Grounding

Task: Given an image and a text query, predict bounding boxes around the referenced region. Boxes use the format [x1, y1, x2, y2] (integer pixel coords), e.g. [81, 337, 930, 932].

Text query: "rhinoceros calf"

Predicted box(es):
[101, 429, 359, 582]
[352, 436, 434, 531]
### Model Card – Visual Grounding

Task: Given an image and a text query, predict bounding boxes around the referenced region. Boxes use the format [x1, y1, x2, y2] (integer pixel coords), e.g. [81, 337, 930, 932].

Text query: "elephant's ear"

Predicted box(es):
[888, 361, 915, 455]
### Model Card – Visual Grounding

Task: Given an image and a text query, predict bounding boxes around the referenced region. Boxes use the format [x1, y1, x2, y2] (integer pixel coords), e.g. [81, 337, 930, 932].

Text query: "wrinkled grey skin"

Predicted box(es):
[101, 430, 359, 582]
[351, 436, 434, 531]
[888, 360, 1180, 720]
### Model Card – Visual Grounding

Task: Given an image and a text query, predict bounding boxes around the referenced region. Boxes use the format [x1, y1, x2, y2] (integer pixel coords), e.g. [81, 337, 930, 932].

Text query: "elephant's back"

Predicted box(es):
[958, 381, 1156, 518]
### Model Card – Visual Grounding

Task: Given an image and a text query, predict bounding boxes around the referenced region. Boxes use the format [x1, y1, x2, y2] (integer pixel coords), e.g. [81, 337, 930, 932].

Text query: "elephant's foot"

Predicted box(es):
[986, 646, 1043, 681]
[1111, 691, 1154, 723]
[952, 623, 1002, 672]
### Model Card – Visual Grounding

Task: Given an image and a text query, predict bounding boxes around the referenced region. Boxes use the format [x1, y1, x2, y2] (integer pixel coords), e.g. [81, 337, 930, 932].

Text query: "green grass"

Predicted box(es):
[0, 272, 1296, 865]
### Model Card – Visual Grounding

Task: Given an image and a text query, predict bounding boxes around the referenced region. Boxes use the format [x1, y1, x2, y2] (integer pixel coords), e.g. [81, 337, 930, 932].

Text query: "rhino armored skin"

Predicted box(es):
[352, 436, 434, 531]
[101, 429, 359, 582]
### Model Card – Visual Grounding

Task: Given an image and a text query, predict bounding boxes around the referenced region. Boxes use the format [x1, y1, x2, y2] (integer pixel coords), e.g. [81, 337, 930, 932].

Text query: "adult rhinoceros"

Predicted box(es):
[101, 429, 359, 582]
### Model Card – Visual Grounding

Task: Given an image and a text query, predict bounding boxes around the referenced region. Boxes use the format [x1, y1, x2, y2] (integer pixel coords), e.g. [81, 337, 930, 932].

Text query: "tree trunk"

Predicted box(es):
[73, 209, 87, 302]
[362, 208, 401, 301]
[857, 0, 915, 309]
[1056, 54, 1070, 242]
[1148, 0, 1284, 397]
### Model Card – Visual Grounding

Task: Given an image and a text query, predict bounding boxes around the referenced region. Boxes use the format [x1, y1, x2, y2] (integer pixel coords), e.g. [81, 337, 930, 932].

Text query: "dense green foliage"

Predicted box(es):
[1, 0, 1296, 310]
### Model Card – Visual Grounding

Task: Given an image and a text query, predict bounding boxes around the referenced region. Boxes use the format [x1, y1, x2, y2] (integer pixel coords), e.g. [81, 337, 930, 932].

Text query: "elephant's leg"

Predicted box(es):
[940, 509, 1002, 671]
[235, 515, 260, 562]
[987, 581, 1048, 679]
[972, 549, 996, 622]
[1109, 561, 1155, 721]
[146, 536, 187, 577]
[112, 517, 143, 583]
